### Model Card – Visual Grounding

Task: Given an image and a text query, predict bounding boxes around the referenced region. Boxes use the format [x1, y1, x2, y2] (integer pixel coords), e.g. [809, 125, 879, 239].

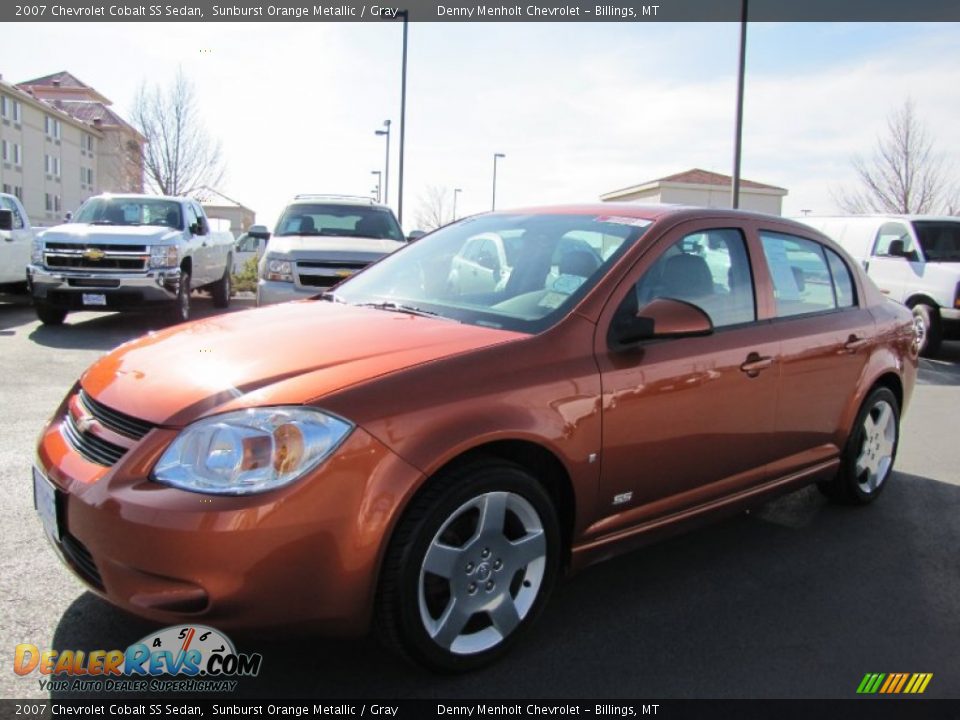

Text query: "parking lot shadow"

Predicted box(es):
[0, 293, 34, 334]
[27, 296, 257, 352]
[48, 472, 960, 699]
[919, 341, 960, 386]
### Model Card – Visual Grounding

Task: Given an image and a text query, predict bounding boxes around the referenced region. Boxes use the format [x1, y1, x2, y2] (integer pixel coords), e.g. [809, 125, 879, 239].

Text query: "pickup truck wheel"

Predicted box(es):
[212, 265, 232, 309]
[375, 459, 560, 672]
[911, 304, 942, 357]
[171, 270, 191, 323]
[35, 303, 67, 326]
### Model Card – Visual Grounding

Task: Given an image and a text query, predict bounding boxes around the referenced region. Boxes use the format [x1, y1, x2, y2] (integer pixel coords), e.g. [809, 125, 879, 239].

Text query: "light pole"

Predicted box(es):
[397, 10, 409, 226]
[375, 120, 391, 207]
[492, 153, 505, 211]
[371, 186, 379, 201]
[371, 170, 382, 203]
[731, 0, 748, 209]
[452, 187, 462, 220]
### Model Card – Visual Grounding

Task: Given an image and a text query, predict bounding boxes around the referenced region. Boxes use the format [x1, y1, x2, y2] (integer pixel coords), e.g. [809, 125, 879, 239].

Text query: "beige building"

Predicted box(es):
[199, 187, 256, 236]
[601, 168, 788, 215]
[0, 71, 144, 227]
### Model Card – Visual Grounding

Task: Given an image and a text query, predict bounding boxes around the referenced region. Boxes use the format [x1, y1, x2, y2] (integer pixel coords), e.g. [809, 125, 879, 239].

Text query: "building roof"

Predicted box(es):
[198, 187, 254, 212]
[601, 167, 788, 201]
[18, 71, 111, 104]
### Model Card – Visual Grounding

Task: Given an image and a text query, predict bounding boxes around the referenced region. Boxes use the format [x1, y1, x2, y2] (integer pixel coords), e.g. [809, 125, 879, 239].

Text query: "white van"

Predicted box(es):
[795, 215, 960, 356]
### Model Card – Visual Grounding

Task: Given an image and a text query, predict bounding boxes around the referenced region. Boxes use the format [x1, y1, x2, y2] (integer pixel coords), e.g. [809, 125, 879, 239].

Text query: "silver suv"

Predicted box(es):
[257, 195, 407, 306]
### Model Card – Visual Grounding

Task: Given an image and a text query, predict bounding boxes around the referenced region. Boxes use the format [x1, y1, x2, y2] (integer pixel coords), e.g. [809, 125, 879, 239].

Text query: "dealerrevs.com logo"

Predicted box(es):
[14, 625, 263, 693]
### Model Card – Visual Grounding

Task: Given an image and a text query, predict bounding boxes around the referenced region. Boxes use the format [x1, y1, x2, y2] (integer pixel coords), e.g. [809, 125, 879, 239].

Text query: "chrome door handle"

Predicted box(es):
[740, 353, 773, 377]
[844, 335, 869, 353]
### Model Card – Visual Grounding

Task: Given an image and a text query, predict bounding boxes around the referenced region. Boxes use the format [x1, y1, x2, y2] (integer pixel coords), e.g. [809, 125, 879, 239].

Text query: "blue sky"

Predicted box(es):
[4, 22, 958, 227]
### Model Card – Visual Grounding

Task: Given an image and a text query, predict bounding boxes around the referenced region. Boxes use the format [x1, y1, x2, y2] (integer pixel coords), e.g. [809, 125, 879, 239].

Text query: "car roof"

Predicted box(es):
[797, 214, 960, 223]
[286, 194, 392, 210]
[495, 202, 815, 228]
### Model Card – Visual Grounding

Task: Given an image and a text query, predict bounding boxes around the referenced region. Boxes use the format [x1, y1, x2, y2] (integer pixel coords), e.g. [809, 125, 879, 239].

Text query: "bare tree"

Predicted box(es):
[415, 186, 453, 230]
[129, 68, 226, 197]
[835, 99, 957, 214]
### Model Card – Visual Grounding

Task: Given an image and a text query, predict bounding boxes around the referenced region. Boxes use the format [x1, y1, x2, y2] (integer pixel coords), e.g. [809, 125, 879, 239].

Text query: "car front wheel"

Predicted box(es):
[376, 459, 560, 672]
[170, 270, 191, 324]
[819, 387, 900, 505]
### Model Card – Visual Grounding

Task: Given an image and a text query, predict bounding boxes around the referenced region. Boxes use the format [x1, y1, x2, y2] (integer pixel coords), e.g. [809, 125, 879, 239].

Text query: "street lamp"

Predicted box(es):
[375, 120, 391, 207]
[371, 186, 379, 201]
[731, 0, 748, 209]
[397, 10, 409, 226]
[452, 187, 462, 220]
[371, 170, 382, 203]
[492, 153, 506, 211]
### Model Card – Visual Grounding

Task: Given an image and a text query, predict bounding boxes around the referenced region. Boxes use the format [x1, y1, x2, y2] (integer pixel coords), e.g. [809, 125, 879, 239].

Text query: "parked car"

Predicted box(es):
[233, 225, 269, 274]
[257, 194, 408, 306]
[795, 215, 960, 356]
[27, 194, 236, 325]
[34, 205, 917, 672]
[0, 192, 35, 292]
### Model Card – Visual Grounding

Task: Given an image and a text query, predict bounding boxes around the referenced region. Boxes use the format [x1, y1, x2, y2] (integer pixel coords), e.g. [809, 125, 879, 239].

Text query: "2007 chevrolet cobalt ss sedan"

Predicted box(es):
[35, 205, 918, 671]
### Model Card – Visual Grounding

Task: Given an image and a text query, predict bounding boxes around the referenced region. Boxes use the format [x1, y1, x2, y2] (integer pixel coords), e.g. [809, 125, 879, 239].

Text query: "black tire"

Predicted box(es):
[212, 262, 232, 309]
[912, 303, 942, 357]
[818, 387, 900, 505]
[35, 303, 67, 326]
[170, 269, 191, 324]
[375, 458, 560, 672]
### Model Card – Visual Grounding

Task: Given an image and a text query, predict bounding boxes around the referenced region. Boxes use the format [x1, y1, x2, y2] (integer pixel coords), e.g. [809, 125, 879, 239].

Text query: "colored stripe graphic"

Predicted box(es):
[857, 673, 933, 694]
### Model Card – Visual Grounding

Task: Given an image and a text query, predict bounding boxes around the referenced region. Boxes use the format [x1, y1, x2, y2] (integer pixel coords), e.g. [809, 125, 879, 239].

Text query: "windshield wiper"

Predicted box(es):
[356, 301, 457, 321]
[90, 220, 114, 225]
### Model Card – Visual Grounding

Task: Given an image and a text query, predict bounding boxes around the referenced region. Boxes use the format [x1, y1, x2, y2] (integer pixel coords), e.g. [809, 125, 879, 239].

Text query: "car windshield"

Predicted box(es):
[333, 213, 650, 333]
[912, 221, 960, 262]
[73, 198, 183, 229]
[275, 203, 404, 242]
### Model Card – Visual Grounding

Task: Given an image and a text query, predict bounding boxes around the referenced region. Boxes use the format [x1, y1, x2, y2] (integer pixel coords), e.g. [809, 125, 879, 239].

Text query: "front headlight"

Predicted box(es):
[31, 238, 44, 265]
[263, 257, 293, 282]
[150, 245, 179, 269]
[152, 407, 354, 495]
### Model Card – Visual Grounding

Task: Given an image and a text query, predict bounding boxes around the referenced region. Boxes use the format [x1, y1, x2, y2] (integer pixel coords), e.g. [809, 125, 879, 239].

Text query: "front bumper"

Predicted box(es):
[256, 279, 317, 306]
[35, 403, 424, 634]
[27, 264, 181, 310]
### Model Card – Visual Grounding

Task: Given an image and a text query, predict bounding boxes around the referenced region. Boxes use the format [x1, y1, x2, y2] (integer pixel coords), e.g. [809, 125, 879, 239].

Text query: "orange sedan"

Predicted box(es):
[34, 205, 918, 671]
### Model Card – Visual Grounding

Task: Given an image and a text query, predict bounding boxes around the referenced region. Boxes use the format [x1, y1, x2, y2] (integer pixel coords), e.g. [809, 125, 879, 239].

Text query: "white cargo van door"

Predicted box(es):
[865, 220, 923, 304]
[0, 196, 32, 285]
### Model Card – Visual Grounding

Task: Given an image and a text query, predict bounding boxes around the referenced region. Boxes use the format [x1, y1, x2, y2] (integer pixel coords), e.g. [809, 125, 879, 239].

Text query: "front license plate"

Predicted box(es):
[82, 293, 107, 306]
[33, 467, 60, 543]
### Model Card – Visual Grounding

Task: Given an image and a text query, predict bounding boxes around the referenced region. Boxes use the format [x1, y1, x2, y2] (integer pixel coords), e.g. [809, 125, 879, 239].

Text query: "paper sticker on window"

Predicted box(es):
[551, 274, 586, 295]
[595, 216, 652, 228]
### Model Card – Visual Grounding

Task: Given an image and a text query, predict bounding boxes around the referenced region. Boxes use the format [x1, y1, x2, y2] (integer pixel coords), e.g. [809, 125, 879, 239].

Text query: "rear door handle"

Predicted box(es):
[740, 353, 773, 377]
[844, 335, 869, 353]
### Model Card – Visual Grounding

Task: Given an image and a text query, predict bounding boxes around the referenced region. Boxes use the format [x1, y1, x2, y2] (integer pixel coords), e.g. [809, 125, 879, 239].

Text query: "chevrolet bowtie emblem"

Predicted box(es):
[83, 248, 106, 261]
[335, 270, 354, 278]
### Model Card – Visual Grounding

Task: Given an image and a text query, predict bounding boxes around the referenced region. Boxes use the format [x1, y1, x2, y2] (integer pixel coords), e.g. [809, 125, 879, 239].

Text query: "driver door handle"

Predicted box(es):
[844, 335, 870, 353]
[740, 353, 773, 377]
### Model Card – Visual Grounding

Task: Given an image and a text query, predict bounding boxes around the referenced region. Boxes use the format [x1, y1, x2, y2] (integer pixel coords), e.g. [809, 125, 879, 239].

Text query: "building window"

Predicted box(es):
[45, 155, 61, 177]
[14, 186, 22, 201]
[45, 115, 62, 140]
[45, 193, 61, 212]
[84, 134, 95, 153]
[0, 95, 7, 118]
[13, 101, 20, 123]
[80, 167, 95, 186]
[1, 139, 8, 162]
[2, 183, 9, 194]
[14, 144, 20, 166]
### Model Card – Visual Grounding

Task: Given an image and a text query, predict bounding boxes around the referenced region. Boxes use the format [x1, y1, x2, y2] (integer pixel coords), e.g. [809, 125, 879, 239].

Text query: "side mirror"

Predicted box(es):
[0, 209, 13, 232]
[407, 230, 426, 242]
[248, 224, 271, 241]
[609, 298, 713, 350]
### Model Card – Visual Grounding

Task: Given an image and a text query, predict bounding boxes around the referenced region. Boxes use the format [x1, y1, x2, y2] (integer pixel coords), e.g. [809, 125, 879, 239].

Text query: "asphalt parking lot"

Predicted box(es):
[1, 292, 958, 700]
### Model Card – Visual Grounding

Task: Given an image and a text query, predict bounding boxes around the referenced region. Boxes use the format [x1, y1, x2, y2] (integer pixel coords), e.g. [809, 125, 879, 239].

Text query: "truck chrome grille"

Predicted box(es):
[44, 243, 148, 272]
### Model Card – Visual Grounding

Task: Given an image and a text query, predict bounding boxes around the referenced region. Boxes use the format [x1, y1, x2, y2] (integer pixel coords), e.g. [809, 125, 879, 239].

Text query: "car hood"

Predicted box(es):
[267, 234, 405, 258]
[39, 224, 181, 245]
[80, 301, 523, 426]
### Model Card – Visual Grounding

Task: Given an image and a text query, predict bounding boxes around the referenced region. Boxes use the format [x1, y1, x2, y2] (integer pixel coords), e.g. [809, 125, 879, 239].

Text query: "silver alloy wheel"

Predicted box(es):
[178, 274, 190, 320]
[854, 398, 896, 494]
[911, 306, 927, 352]
[418, 491, 546, 655]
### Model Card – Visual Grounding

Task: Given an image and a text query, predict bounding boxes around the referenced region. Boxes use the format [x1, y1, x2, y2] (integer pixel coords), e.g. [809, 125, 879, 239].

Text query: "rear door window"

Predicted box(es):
[760, 231, 843, 317]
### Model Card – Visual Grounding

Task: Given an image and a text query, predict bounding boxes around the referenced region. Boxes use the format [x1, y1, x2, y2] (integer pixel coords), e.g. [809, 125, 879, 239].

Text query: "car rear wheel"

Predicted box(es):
[35, 303, 67, 326]
[819, 387, 900, 505]
[911, 303, 942, 357]
[212, 263, 232, 309]
[375, 459, 560, 672]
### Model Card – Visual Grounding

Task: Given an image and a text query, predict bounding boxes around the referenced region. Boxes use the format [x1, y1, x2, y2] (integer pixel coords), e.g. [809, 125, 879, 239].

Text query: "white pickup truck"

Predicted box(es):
[27, 194, 235, 325]
[0, 192, 34, 292]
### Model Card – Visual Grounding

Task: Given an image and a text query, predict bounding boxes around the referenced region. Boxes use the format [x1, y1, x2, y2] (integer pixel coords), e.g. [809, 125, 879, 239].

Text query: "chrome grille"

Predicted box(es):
[61, 413, 127, 466]
[44, 243, 148, 272]
[78, 390, 153, 440]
